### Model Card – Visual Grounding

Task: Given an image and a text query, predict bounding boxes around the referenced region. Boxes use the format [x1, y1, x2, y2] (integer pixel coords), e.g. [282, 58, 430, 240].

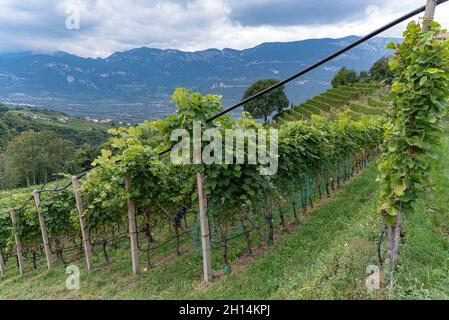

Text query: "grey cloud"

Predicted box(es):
[228, 0, 389, 26]
[0, 0, 445, 57]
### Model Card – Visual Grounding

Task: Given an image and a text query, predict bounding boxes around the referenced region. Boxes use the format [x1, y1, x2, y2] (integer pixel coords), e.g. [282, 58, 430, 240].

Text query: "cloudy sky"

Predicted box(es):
[0, 0, 448, 57]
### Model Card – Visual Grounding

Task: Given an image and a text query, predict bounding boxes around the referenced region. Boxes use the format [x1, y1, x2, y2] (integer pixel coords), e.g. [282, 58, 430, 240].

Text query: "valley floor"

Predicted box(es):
[0, 135, 448, 300]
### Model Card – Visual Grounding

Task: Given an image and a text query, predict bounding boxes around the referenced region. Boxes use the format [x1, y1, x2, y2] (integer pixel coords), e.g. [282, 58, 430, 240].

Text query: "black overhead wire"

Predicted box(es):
[22, 0, 449, 189]
[2, 0, 448, 235]
[156, 0, 448, 157]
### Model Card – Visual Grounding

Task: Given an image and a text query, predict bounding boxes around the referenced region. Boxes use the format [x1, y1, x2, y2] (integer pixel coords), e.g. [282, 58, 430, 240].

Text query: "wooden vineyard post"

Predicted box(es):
[10, 210, 25, 276]
[33, 191, 52, 270]
[196, 171, 212, 282]
[386, 214, 402, 266]
[193, 121, 212, 283]
[124, 176, 139, 275]
[0, 248, 5, 276]
[72, 176, 94, 273]
[423, 0, 438, 31]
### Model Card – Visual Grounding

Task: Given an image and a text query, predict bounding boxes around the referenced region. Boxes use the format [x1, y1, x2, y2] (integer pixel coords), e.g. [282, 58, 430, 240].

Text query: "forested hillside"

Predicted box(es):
[0, 106, 112, 189]
[0, 106, 111, 149]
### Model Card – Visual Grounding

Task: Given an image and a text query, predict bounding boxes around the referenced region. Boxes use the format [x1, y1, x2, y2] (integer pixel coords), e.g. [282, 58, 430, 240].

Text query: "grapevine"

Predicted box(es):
[378, 20, 449, 264]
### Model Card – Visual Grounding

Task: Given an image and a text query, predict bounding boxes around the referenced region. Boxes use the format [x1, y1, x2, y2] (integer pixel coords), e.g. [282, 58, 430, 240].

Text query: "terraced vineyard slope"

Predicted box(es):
[275, 83, 389, 124]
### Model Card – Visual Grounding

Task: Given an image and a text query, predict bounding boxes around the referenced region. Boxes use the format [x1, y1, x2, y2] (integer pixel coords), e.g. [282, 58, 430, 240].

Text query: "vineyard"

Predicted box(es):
[274, 83, 388, 124]
[1, 133, 448, 299]
[0, 4, 448, 300]
[0, 85, 385, 281]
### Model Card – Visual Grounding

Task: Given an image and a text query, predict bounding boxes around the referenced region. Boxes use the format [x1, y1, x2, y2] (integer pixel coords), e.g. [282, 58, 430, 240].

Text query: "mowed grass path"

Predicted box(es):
[190, 164, 383, 299]
[0, 134, 448, 299]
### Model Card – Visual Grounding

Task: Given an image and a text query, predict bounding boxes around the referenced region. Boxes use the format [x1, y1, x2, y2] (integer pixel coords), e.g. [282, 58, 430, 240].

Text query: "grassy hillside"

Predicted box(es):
[0, 132, 447, 300]
[0, 106, 113, 150]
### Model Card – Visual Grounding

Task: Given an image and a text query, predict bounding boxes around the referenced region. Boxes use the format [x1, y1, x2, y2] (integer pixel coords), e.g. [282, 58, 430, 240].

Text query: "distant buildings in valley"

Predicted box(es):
[22, 112, 49, 121]
[57, 117, 69, 123]
[83, 116, 130, 126]
[84, 116, 112, 124]
[21, 112, 70, 124]
[2, 103, 133, 127]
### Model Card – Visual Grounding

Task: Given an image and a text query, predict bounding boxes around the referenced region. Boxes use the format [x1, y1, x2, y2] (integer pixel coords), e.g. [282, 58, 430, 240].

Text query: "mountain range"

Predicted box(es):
[0, 35, 397, 122]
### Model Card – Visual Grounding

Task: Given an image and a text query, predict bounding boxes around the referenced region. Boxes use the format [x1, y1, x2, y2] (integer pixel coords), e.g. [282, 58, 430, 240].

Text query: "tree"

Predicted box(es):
[3, 131, 75, 187]
[359, 71, 370, 83]
[0, 154, 6, 189]
[369, 57, 394, 84]
[63, 143, 100, 174]
[331, 67, 358, 87]
[0, 118, 13, 151]
[242, 79, 289, 123]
